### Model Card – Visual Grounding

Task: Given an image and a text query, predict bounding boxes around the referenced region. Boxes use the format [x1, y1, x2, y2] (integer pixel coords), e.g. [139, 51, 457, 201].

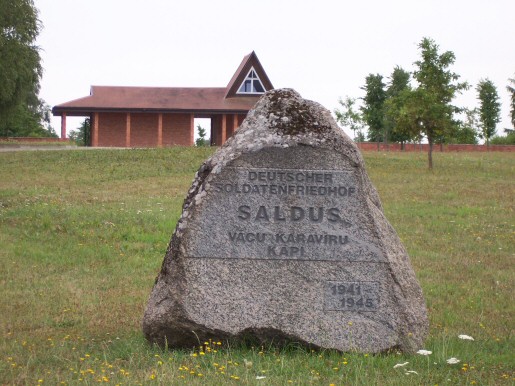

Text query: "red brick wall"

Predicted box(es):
[226, 114, 235, 138]
[130, 113, 158, 147]
[95, 112, 194, 147]
[210, 114, 248, 145]
[211, 116, 222, 146]
[163, 113, 193, 146]
[97, 113, 126, 147]
[237, 114, 245, 127]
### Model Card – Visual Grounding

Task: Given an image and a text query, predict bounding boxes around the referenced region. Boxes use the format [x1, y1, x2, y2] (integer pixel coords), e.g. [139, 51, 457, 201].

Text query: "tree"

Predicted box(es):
[334, 96, 364, 142]
[491, 131, 515, 145]
[0, 0, 48, 137]
[195, 124, 209, 147]
[68, 118, 91, 146]
[361, 74, 386, 147]
[410, 37, 468, 168]
[384, 66, 413, 149]
[476, 79, 501, 147]
[507, 77, 515, 128]
[450, 108, 479, 144]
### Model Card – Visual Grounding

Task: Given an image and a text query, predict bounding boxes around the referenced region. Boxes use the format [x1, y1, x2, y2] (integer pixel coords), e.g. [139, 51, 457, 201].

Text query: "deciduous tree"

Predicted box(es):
[506, 77, 515, 128]
[476, 79, 501, 147]
[384, 66, 413, 149]
[0, 0, 49, 137]
[334, 96, 364, 142]
[410, 37, 468, 168]
[69, 118, 91, 146]
[360, 74, 386, 147]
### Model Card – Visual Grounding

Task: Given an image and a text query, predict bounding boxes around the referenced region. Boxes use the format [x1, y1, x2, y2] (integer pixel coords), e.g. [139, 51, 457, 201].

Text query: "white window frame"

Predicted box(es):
[237, 67, 266, 94]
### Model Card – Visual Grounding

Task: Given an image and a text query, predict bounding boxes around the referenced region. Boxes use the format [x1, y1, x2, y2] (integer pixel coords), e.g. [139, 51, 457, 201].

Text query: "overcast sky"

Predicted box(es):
[36, 0, 515, 138]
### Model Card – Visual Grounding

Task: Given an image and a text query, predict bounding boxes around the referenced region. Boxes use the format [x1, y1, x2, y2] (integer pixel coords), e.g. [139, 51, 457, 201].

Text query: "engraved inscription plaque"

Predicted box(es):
[187, 167, 386, 262]
[324, 281, 380, 311]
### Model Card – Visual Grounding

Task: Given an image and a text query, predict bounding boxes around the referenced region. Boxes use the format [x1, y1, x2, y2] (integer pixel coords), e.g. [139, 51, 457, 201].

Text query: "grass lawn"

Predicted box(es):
[0, 148, 513, 385]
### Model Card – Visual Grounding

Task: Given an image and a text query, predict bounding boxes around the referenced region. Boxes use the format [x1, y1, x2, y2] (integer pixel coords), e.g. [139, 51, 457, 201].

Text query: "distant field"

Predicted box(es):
[0, 148, 513, 385]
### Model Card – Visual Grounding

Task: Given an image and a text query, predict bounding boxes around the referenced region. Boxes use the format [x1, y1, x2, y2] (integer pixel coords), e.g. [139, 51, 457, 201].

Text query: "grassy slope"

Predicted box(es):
[0, 148, 513, 385]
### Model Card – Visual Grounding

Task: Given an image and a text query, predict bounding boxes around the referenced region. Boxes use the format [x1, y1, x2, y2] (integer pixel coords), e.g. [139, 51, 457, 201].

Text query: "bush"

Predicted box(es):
[490, 131, 515, 145]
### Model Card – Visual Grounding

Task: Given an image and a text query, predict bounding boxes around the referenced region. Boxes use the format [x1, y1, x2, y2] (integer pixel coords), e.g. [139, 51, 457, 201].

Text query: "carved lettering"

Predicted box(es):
[325, 281, 380, 312]
[267, 246, 305, 257]
[228, 232, 267, 243]
[194, 168, 380, 262]
[237, 205, 344, 223]
[237, 205, 251, 220]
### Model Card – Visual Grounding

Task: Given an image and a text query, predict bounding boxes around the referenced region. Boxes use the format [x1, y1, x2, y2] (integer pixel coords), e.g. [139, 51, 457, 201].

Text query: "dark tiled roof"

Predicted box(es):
[52, 52, 273, 116]
[53, 86, 261, 115]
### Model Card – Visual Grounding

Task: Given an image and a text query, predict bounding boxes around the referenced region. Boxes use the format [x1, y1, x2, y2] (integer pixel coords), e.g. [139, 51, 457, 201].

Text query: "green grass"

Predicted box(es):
[0, 140, 75, 147]
[0, 148, 513, 385]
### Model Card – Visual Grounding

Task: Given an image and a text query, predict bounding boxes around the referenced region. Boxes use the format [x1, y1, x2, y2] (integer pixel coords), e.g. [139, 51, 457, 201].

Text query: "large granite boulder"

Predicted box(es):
[142, 89, 428, 353]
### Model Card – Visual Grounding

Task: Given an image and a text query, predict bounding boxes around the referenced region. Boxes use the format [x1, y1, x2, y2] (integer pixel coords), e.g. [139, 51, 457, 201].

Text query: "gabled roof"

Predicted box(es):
[52, 52, 274, 117]
[225, 51, 274, 98]
[53, 86, 261, 116]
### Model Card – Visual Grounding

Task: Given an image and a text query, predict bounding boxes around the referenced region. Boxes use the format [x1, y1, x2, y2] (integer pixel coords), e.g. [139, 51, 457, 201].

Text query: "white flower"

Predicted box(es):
[416, 349, 432, 356]
[256, 376, 266, 380]
[405, 370, 419, 375]
[393, 362, 409, 368]
[458, 334, 474, 341]
[447, 357, 460, 364]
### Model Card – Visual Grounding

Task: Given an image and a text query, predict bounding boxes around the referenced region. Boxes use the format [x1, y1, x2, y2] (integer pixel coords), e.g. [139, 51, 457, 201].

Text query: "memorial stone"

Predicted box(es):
[143, 89, 428, 353]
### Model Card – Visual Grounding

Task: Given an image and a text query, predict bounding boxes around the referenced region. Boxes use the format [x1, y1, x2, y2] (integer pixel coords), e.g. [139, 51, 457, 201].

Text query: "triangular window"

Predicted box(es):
[237, 67, 266, 94]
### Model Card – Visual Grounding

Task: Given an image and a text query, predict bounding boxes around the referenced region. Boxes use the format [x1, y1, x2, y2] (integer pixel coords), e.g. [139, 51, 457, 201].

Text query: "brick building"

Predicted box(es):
[52, 52, 273, 147]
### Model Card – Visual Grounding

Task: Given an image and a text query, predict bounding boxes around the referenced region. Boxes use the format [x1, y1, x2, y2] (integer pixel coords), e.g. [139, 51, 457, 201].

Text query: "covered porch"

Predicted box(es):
[57, 110, 247, 147]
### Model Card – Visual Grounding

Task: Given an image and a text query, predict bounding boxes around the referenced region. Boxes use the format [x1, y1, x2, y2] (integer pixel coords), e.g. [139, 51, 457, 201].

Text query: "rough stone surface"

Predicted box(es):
[142, 89, 429, 353]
